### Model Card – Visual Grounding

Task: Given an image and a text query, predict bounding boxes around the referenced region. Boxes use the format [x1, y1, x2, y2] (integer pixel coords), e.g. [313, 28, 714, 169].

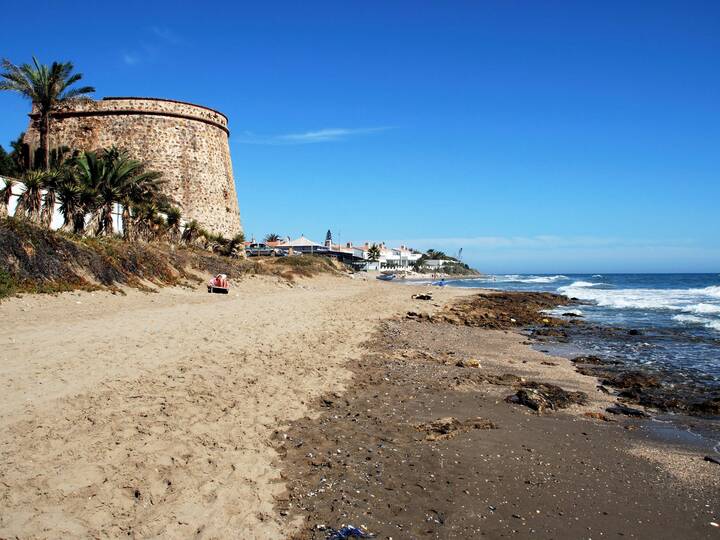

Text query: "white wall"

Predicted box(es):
[0, 176, 123, 232]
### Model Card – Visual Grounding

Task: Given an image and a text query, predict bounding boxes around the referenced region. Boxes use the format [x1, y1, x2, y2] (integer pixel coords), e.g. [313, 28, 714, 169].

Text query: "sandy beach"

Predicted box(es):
[0, 275, 468, 538]
[0, 275, 717, 538]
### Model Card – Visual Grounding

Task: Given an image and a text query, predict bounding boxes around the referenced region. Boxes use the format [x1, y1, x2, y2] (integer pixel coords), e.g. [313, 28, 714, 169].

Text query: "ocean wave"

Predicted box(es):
[565, 280, 602, 288]
[557, 283, 720, 317]
[492, 274, 568, 284]
[673, 314, 720, 332]
[684, 303, 720, 315]
[696, 285, 720, 298]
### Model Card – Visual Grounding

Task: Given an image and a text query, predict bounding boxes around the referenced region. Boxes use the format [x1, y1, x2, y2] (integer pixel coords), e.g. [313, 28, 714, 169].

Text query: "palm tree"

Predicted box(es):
[165, 206, 182, 243]
[0, 57, 94, 170]
[76, 148, 163, 237]
[0, 177, 15, 217]
[56, 180, 88, 233]
[15, 170, 45, 223]
[39, 167, 64, 228]
[181, 219, 201, 245]
[368, 243, 381, 261]
[264, 233, 281, 243]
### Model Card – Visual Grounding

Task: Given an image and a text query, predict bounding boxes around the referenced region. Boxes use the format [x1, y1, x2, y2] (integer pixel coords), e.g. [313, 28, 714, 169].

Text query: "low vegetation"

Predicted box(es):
[0, 217, 342, 300]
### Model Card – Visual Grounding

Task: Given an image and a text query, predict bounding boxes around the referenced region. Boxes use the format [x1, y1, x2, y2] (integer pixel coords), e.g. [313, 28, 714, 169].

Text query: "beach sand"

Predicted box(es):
[0, 275, 467, 538]
[0, 275, 717, 538]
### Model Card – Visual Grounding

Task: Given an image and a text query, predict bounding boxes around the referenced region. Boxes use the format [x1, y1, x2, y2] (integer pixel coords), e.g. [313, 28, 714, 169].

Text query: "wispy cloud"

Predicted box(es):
[122, 53, 139, 66]
[151, 26, 180, 44]
[121, 26, 181, 66]
[237, 127, 393, 145]
[385, 235, 700, 251]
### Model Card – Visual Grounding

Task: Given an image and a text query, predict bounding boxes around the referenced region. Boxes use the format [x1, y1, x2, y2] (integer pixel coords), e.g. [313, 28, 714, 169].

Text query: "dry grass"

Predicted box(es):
[0, 217, 344, 299]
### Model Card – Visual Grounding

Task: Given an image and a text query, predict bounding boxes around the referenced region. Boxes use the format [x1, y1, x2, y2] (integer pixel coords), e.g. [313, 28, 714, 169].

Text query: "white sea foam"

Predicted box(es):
[558, 283, 720, 321]
[697, 285, 720, 298]
[673, 314, 705, 324]
[493, 274, 568, 284]
[684, 303, 720, 315]
[673, 314, 720, 332]
[564, 280, 602, 288]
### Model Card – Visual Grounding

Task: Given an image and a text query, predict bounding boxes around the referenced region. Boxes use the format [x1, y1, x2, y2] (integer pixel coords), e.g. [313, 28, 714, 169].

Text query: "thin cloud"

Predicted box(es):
[151, 26, 180, 44]
[384, 235, 700, 251]
[121, 26, 181, 66]
[122, 53, 139, 66]
[238, 127, 393, 145]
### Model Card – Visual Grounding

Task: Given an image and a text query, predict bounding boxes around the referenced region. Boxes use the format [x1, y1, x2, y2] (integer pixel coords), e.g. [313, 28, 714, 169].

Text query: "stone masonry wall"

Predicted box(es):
[23, 97, 243, 238]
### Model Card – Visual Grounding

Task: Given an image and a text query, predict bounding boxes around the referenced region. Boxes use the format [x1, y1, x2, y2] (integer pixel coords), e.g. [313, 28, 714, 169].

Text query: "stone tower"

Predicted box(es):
[23, 97, 242, 238]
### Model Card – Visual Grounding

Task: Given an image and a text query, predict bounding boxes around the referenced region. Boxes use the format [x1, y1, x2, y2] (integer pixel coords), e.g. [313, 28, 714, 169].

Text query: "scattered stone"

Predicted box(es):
[415, 416, 497, 441]
[456, 358, 481, 368]
[571, 355, 616, 365]
[506, 382, 587, 413]
[584, 411, 614, 422]
[602, 371, 661, 389]
[412, 293, 433, 301]
[541, 361, 558, 366]
[605, 404, 649, 417]
[432, 292, 572, 330]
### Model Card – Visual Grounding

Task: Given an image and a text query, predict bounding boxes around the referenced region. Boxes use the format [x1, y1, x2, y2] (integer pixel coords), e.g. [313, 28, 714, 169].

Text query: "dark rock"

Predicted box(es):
[571, 355, 619, 366]
[602, 371, 661, 389]
[688, 396, 720, 415]
[562, 312, 583, 318]
[605, 404, 649, 417]
[415, 416, 497, 441]
[704, 456, 720, 466]
[506, 382, 587, 413]
[412, 293, 433, 300]
[627, 329, 642, 336]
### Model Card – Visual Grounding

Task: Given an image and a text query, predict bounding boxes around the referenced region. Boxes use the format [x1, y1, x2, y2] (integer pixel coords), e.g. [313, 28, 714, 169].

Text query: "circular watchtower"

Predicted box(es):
[23, 97, 243, 237]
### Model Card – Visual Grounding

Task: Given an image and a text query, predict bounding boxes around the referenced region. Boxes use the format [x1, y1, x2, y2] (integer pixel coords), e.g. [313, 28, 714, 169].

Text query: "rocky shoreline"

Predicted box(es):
[276, 291, 719, 539]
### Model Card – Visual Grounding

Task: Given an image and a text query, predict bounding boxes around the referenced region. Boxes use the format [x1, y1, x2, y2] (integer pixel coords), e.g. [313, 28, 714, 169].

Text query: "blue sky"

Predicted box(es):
[1, 0, 718, 272]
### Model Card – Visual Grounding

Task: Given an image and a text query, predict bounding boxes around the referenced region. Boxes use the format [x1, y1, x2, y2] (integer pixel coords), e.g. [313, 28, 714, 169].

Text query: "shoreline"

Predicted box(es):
[278, 288, 720, 539]
[0, 278, 717, 538]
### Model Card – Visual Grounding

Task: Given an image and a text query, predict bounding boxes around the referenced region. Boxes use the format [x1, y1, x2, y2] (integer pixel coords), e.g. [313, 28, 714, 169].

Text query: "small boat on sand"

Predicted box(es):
[208, 274, 230, 294]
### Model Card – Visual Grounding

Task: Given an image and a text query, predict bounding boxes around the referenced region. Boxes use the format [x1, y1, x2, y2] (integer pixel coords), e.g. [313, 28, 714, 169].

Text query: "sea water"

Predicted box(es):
[438, 274, 720, 386]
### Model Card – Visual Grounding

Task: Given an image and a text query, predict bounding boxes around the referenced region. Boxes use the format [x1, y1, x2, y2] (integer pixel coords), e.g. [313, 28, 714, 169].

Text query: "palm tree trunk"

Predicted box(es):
[121, 204, 132, 240]
[41, 190, 56, 228]
[40, 113, 50, 171]
[101, 204, 114, 236]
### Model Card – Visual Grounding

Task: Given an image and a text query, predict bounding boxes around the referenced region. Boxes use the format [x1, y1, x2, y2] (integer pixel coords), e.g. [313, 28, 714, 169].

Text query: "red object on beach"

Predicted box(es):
[207, 274, 230, 294]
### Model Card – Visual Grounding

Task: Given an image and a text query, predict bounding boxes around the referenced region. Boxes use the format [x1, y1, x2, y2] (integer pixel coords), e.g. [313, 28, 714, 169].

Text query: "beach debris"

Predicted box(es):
[605, 403, 649, 417]
[541, 361, 558, 366]
[406, 311, 431, 322]
[571, 355, 614, 365]
[415, 416, 497, 441]
[602, 371, 661, 389]
[584, 411, 614, 422]
[455, 358, 481, 368]
[562, 312, 583, 317]
[703, 455, 720, 466]
[412, 293, 433, 300]
[324, 525, 375, 539]
[506, 382, 588, 413]
[432, 291, 571, 329]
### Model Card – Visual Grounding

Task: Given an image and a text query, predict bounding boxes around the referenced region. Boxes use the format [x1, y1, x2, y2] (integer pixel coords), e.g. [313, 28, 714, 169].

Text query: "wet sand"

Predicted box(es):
[278, 297, 720, 539]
